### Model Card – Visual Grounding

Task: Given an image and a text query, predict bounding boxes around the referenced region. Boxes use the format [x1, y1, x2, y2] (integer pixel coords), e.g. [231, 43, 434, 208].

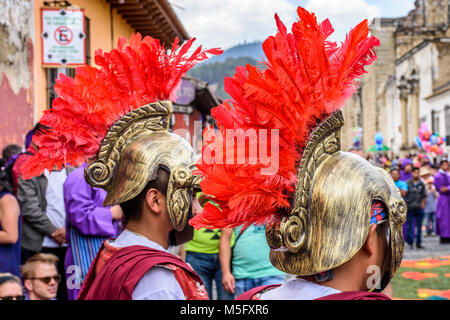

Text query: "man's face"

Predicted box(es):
[192, 197, 203, 216]
[403, 164, 412, 173]
[441, 162, 449, 171]
[0, 282, 23, 300]
[390, 170, 400, 181]
[412, 170, 419, 179]
[25, 263, 59, 300]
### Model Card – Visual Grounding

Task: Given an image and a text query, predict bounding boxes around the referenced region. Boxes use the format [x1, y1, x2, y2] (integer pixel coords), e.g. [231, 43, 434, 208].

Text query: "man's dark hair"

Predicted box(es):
[2, 144, 21, 162]
[390, 168, 399, 174]
[119, 167, 170, 223]
[0, 170, 13, 193]
[348, 146, 362, 152]
[440, 159, 448, 166]
[412, 167, 419, 173]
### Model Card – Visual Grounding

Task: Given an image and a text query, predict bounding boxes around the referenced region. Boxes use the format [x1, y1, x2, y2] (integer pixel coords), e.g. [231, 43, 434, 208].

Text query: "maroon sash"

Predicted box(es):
[236, 284, 391, 300]
[78, 243, 208, 300]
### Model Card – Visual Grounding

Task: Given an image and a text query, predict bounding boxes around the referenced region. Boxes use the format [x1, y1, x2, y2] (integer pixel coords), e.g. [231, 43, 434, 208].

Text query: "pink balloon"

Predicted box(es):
[418, 129, 424, 138]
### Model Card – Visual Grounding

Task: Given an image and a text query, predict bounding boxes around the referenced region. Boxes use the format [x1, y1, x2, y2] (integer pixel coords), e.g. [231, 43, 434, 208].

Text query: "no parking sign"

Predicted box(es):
[41, 7, 86, 66]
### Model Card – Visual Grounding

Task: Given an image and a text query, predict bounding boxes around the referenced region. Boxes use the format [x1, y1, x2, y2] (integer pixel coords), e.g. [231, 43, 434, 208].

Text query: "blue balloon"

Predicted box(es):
[375, 132, 383, 145]
[430, 134, 438, 145]
[415, 136, 423, 150]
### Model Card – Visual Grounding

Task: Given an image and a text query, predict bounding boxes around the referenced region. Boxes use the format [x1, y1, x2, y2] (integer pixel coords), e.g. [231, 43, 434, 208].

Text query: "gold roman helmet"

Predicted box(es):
[19, 34, 221, 246]
[190, 7, 406, 288]
[265, 111, 407, 281]
[84, 101, 201, 237]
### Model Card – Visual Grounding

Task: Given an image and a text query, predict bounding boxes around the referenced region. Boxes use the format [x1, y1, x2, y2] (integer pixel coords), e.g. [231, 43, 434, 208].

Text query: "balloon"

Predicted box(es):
[430, 145, 439, 153]
[438, 136, 444, 145]
[375, 132, 383, 145]
[437, 147, 444, 156]
[420, 122, 429, 131]
[423, 131, 431, 141]
[418, 129, 424, 139]
[430, 134, 438, 145]
[415, 136, 423, 150]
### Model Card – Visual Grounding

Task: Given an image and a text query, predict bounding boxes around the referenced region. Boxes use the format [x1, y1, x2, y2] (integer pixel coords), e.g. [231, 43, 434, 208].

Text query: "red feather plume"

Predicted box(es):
[20, 33, 222, 179]
[189, 7, 380, 229]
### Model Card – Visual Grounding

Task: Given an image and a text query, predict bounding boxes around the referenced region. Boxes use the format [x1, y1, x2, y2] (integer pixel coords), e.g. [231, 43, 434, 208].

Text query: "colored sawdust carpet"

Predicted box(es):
[400, 256, 450, 269]
[401, 271, 438, 280]
[391, 255, 450, 300]
[417, 289, 450, 300]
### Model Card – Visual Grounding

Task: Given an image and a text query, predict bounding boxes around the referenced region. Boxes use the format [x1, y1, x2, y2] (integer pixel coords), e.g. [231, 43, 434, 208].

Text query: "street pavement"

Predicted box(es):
[402, 234, 450, 260]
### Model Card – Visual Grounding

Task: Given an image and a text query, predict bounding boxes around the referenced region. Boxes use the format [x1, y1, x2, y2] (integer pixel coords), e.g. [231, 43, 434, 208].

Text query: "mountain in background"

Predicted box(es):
[187, 41, 264, 100]
[205, 41, 264, 64]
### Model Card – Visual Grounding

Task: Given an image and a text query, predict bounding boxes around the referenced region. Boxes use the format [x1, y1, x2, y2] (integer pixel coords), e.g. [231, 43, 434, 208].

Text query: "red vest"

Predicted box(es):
[77, 241, 208, 300]
[236, 284, 391, 300]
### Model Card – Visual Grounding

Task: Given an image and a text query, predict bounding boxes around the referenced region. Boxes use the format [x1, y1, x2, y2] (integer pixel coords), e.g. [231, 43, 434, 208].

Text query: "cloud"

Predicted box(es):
[304, 0, 381, 41]
[171, 0, 412, 51]
[171, 0, 296, 50]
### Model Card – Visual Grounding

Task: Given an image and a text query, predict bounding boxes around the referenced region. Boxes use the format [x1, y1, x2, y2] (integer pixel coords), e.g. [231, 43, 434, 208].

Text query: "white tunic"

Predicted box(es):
[109, 229, 185, 300]
[259, 277, 341, 300]
[42, 169, 67, 247]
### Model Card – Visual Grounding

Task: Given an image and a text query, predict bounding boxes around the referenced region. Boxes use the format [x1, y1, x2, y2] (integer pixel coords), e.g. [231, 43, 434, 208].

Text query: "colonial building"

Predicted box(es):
[0, 0, 219, 153]
[341, 0, 450, 157]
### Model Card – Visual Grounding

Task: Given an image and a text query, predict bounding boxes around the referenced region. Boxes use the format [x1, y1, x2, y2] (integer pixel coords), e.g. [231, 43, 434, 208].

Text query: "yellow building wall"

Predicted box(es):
[33, 0, 135, 122]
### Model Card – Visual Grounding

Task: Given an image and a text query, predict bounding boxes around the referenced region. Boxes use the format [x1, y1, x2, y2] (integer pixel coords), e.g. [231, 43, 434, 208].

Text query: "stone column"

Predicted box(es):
[410, 92, 420, 148]
[398, 75, 409, 150]
[408, 69, 420, 149]
[400, 97, 409, 148]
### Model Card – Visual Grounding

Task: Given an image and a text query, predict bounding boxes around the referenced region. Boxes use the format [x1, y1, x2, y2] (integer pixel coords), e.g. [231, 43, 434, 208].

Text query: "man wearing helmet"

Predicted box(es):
[20, 33, 221, 300]
[190, 6, 406, 300]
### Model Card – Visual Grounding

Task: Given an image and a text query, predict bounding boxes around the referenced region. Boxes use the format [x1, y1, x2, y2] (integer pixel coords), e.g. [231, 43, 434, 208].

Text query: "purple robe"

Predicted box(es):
[433, 170, 450, 239]
[63, 163, 121, 300]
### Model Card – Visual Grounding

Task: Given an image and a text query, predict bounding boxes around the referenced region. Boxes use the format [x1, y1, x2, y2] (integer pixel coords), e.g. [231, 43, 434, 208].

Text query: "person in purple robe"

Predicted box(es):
[63, 163, 123, 300]
[433, 159, 450, 243]
[400, 158, 413, 182]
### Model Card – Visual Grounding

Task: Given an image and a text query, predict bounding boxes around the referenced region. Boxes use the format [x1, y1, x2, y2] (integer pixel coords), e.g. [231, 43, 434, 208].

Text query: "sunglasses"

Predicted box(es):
[28, 275, 61, 284]
[0, 295, 25, 300]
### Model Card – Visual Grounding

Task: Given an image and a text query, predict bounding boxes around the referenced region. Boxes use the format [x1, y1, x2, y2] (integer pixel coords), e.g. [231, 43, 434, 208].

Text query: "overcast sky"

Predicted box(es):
[171, 0, 415, 50]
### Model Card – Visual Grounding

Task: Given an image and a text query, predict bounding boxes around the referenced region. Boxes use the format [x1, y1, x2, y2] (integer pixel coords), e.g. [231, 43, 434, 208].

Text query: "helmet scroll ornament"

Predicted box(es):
[267, 111, 344, 253]
[85, 101, 173, 189]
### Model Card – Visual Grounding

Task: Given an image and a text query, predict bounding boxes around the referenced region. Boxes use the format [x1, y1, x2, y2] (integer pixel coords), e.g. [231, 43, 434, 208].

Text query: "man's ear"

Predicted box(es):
[24, 279, 33, 292]
[145, 188, 163, 214]
[362, 224, 378, 257]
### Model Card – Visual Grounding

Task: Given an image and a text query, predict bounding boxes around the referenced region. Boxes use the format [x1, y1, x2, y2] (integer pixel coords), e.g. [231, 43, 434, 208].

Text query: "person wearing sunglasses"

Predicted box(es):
[0, 273, 24, 300]
[21, 253, 59, 300]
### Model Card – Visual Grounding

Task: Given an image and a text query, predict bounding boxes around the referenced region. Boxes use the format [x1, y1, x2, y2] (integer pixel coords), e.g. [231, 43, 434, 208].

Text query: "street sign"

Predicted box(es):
[41, 7, 86, 67]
